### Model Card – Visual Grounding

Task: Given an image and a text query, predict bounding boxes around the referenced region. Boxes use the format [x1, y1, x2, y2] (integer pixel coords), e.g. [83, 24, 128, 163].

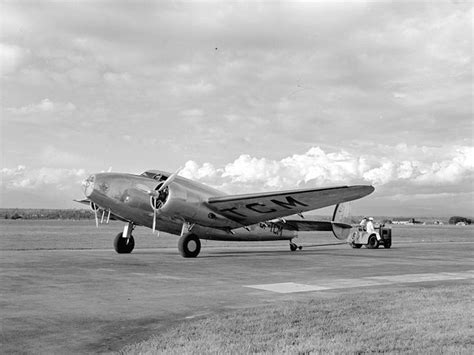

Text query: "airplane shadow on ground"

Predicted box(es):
[130, 245, 397, 259]
[197, 248, 395, 259]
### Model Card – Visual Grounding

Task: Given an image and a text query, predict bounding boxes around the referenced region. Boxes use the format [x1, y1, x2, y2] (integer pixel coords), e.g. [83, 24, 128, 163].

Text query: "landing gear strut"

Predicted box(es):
[290, 241, 303, 251]
[114, 223, 135, 253]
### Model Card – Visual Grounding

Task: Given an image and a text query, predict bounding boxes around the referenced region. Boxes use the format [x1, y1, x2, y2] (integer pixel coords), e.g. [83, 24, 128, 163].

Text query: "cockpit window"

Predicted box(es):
[141, 171, 168, 181]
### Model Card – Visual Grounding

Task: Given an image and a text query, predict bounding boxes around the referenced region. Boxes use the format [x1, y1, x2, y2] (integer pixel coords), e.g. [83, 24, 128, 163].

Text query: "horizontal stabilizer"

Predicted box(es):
[271, 220, 352, 232]
[271, 204, 354, 240]
[74, 198, 91, 206]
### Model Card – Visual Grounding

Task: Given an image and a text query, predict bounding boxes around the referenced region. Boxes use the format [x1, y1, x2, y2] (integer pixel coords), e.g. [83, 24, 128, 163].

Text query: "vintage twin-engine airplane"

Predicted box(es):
[77, 169, 374, 257]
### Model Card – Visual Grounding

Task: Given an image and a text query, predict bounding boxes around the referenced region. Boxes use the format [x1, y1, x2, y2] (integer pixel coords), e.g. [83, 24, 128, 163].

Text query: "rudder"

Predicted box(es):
[331, 203, 353, 240]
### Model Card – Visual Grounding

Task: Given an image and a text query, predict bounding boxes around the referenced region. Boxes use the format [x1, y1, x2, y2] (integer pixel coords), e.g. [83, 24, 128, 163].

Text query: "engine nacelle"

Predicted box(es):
[157, 182, 238, 228]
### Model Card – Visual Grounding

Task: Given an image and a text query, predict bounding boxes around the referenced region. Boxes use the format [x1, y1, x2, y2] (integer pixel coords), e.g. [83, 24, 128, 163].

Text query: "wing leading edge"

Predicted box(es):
[207, 185, 374, 226]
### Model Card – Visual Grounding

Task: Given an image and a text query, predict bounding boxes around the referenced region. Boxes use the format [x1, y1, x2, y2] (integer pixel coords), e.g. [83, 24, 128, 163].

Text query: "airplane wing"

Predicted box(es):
[207, 185, 374, 226]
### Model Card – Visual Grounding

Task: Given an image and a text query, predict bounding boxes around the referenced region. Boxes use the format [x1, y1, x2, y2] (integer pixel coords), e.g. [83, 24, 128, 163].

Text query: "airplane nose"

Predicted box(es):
[82, 174, 95, 197]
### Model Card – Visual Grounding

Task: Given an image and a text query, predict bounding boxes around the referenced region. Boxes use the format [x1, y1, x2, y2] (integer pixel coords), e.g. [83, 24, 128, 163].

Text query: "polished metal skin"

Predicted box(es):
[80, 169, 374, 256]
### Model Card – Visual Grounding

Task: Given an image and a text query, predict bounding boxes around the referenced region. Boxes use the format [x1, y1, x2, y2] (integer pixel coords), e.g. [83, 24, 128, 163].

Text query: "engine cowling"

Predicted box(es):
[156, 182, 237, 229]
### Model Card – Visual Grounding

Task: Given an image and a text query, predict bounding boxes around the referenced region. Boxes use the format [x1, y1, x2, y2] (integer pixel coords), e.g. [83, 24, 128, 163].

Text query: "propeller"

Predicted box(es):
[137, 167, 182, 197]
[91, 202, 99, 228]
[138, 168, 182, 234]
[152, 167, 181, 198]
[151, 195, 159, 233]
[136, 184, 162, 233]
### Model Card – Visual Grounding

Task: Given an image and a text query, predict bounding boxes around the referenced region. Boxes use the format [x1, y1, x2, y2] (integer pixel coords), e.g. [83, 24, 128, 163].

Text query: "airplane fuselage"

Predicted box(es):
[83, 171, 296, 241]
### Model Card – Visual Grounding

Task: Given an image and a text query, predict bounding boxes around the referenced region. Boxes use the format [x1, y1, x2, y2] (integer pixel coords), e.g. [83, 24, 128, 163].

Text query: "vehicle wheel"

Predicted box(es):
[384, 242, 391, 249]
[367, 234, 379, 249]
[178, 233, 201, 258]
[114, 232, 135, 253]
[350, 242, 362, 248]
[290, 243, 298, 251]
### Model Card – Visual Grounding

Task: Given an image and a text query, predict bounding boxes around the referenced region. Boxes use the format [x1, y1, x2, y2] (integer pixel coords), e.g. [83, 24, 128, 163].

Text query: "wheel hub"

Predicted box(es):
[188, 240, 197, 252]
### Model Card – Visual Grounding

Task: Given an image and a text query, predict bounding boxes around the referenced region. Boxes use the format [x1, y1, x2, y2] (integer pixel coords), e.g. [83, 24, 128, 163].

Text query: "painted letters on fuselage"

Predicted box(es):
[218, 195, 308, 218]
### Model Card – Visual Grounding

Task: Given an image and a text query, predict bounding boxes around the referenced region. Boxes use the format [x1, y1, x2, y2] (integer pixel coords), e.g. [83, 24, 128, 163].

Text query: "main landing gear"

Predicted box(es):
[178, 233, 201, 258]
[290, 241, 303, 252]
[114, 223, 135, 254]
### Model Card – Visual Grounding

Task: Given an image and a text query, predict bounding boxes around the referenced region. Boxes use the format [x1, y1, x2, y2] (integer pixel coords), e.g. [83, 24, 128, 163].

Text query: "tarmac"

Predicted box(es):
[1, 234, 473, 354]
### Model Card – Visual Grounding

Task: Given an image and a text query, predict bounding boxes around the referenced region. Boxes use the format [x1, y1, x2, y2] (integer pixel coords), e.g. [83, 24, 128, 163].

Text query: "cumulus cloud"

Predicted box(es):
[6, 98, 76, 115]
[413, 146, 474, 185]
[181, 161, 220, 181]
[1, 165, 87, 191]
[180, 145, 474, 195]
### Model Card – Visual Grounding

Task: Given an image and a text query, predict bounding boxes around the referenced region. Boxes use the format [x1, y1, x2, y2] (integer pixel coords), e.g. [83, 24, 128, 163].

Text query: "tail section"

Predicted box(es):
[270, 202, 354, 241]
[331, 203, 353, 240]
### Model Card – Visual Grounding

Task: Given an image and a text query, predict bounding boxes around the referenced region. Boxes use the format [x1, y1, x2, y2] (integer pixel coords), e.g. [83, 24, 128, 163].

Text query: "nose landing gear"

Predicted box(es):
[114, 223, 135, 253]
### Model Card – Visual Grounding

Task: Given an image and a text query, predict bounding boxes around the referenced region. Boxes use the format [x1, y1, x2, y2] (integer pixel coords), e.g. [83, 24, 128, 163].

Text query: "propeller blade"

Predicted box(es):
[157, 167, 181, 192]
[152, 205, 157, 233]
[94, 207, 99, 228]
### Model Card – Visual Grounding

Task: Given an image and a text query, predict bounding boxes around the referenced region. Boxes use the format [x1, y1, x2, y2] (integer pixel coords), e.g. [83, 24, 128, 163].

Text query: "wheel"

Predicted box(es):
[350, 242, 362, 248]
[384, 242, 391, 249]
[290, 243, 297, 251]
[178, 233, 201, 258]
[367, 234, 379, 249]
[114, 232, 135, 253]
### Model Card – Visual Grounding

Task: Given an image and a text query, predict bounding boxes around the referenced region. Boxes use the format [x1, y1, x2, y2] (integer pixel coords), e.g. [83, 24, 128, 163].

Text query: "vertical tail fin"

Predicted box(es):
[331, 203, 353, 240]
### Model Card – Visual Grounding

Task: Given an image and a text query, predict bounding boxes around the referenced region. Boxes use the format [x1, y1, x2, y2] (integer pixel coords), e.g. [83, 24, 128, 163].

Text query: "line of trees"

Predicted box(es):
[1, 208, 471, 224]
[1, 209, 94, 220]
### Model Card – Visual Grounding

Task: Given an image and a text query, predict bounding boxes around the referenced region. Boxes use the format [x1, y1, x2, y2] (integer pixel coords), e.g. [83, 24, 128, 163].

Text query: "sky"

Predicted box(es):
[1, 0, 472, 217]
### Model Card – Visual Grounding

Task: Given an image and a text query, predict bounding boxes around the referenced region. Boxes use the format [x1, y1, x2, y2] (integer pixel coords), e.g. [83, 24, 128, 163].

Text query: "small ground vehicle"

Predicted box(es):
[349, 225, 392, 249]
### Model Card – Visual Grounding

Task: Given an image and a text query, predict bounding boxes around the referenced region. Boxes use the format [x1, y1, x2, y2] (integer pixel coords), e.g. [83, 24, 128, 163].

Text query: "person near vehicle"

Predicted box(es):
[366, 217, 375, 234]
[359, 217, 367, 231]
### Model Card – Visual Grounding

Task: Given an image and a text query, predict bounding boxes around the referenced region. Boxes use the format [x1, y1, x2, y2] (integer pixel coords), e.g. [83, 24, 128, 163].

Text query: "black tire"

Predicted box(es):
[290, 243, 297, 251]
[367, 234, 379, 249]
[350, 243, 362, 249]
[384, 242, 392, 249]
[114, 232, 135, 253]
[178, 233, 201, 258]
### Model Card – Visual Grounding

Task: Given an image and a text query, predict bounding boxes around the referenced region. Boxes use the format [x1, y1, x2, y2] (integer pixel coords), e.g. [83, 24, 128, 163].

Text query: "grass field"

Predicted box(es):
[121, 284, 473, 354]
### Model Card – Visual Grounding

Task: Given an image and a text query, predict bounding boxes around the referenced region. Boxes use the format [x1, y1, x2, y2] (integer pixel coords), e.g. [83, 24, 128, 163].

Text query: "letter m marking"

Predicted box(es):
[270, 196, 308, 209]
